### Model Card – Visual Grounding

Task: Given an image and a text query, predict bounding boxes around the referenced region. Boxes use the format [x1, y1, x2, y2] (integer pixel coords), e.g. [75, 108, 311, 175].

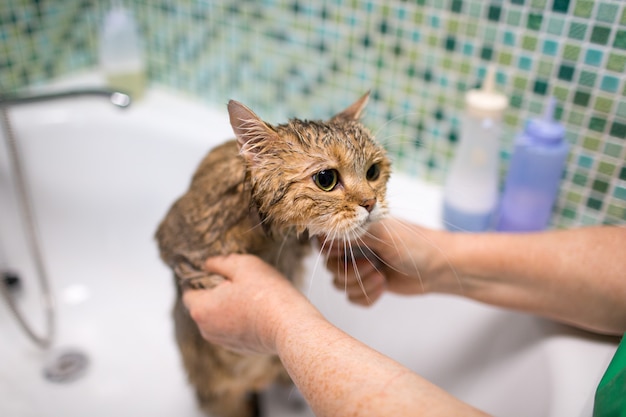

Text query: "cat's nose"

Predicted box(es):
[360, 198, 377, 213]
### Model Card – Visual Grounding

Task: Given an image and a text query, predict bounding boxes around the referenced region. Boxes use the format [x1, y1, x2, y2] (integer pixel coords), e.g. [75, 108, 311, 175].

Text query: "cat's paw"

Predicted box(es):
[173, 256, 226, 290]
[180, 274, 226, 290]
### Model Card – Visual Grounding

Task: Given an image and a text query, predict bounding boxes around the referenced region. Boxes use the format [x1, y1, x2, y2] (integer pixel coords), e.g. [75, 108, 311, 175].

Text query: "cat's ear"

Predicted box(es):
[331, 91, 370, 122]
[228, 100, 278, 158]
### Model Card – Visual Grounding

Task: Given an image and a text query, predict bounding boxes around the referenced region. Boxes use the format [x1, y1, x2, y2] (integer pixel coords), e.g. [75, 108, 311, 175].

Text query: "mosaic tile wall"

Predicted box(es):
[1, 0, 625, 227]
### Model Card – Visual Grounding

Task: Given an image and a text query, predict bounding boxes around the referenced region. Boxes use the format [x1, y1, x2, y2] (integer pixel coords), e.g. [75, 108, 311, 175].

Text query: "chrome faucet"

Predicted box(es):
[0, 88, 132, 108]
[0, 86, 130, 349]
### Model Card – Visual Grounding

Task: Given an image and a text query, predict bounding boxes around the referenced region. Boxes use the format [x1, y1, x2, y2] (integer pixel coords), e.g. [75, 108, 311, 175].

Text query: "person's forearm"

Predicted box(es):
[443, 226, 626, 335]
[274, 312, 488, 417]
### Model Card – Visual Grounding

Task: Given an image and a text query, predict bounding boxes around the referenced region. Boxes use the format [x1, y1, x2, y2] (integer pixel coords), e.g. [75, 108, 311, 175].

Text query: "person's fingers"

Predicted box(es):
[327, 256, 377, 281]
[347, 278, 385, 306]
[334, 269, 385, 295]
[332, 266, 386, 306]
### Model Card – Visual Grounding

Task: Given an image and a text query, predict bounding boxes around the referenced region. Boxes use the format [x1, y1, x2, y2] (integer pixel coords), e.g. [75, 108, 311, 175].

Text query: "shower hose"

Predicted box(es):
[0, 106, 55, 349]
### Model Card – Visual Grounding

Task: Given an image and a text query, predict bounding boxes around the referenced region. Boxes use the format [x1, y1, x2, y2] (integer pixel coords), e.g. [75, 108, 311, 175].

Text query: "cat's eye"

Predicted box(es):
[313, 169, 339, 191]
[366, 163, 380, 181]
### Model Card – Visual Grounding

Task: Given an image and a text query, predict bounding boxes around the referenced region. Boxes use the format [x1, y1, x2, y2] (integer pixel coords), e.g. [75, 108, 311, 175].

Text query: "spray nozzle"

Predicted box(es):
[481, 65, 496, 94]
[465, 65, 508, 119]
[526, 97, 564, 143]
[542, 96, 557, 123]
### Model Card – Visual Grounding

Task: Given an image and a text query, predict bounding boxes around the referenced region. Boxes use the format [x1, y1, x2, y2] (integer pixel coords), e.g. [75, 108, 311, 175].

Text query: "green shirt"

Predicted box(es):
[594, 334, 626, 417]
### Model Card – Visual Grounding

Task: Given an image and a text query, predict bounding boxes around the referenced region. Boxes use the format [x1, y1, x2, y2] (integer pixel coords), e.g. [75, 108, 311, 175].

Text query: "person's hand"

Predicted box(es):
[183, 254, 319, 355]
[323, 218, 460, 306]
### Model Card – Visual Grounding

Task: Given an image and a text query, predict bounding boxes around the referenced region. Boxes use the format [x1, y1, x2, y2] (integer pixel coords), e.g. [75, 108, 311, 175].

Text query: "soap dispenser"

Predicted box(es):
[99, 4, 145, 100]
[496, 98, 569, 231]
[443, 66, 508, 232]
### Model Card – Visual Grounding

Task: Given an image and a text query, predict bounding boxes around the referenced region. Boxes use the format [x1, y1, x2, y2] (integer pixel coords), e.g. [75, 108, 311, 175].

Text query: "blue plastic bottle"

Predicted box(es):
[496, 98, 569, 231]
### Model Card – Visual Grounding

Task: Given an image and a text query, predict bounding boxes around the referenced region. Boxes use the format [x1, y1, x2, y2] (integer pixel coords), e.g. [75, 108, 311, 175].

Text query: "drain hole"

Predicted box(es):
[43, 349, 89, 383]
[2, 270, 22, 294]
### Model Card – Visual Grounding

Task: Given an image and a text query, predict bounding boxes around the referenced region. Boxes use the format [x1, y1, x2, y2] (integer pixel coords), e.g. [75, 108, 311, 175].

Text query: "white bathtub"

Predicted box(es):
[0, 79, 619, 417]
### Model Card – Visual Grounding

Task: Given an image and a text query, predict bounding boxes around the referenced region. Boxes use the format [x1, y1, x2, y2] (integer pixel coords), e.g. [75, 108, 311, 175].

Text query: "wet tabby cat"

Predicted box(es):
[155, 92, 391, 417]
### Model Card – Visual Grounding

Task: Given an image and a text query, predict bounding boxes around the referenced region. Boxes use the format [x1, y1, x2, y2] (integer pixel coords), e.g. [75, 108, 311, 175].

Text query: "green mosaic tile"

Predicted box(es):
[465, 22, 478, 36]
[513, 76, 528, 90]
[589, 117, 607, 133]
[567, 191, 583, 204]
[527, 13, 543, 30]
[450, 0, 462, 13]
[598, 161, 617, 176]
[510, 94, 523, 109]
[574, 0, 595, 18]
[607, 205, 626, 221]
[614, 30, 626, 50]
[607, 53, 626, 71]
[594, 96, 614, 113]
[587, 196, 603, 210]
[621, 167, 626, 181]
[614, 186, 626, 201]
[573, 172, 589, 186]
[537, 60, 553, 76]
[487, 5, 502, 22]
[531, 0, 547, 9]
[583, 136, 602, 151]
[563, 44, 581, 60]
[592, 178, 610, 194]
[498, 51, 513, 65]
[562, 206, 578, 220]
[621, 7, 626, 26]
[604, 143, 622, 158]
[591, 25, 612, 45]
[579, 70, 597, 87]
[468, 3, 482, 18]
[568, 22, 587, 40]
[558, 63, 575, 81]
[616, 101, 626, 118]
[573, 90, 591, 106]
[534, 79, 549, 95]
[553, 0, 571, 13]
[568, 109, 585, 126]
[553, 86, 570, 101]
[597, 3, 619, 24]
[522, 35, 538, 51]
[610, 121, 626, 138]
[506, 9, 522, 26]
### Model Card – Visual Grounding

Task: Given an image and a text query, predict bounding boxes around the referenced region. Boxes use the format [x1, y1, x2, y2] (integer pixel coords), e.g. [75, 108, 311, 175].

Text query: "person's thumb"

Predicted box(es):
[204, 254, 238, 278]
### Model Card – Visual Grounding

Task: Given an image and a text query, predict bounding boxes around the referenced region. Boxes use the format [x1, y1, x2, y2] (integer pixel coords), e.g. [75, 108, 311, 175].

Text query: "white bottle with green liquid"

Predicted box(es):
[443, 66, 508, 232]
[99, 3, 146, 100]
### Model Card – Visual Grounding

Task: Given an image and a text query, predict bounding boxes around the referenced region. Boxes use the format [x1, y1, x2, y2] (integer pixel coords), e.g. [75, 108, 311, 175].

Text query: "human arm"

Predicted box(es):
[183, 254, 489, 417]
[326, 218, 626, 335]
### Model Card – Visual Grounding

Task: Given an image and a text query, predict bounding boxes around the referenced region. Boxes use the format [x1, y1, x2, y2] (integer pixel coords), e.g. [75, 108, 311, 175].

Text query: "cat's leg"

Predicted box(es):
[172, 254, 225, 290]
[196, 389, 261, 417]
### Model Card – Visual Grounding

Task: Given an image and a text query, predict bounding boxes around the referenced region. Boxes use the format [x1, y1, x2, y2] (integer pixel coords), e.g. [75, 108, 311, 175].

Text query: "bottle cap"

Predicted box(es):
[465, 65, 508, 119]
[525, 97, 565, 144]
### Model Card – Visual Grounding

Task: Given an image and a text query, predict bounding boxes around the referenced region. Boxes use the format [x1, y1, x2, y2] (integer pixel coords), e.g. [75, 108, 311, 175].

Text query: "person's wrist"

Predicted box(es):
[271, 299, 325, 356]
[418, 229, 468, 295]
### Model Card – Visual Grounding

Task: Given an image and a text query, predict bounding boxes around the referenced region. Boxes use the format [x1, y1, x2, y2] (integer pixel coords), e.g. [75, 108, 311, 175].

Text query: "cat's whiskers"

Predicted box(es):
[274, 231, 292, 266]
[377, 220, 426, 293]
[385, 217, 465, 294]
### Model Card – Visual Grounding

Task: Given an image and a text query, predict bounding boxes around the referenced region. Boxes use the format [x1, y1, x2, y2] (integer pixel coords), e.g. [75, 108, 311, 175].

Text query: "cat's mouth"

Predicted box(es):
[322, 205, 387, 241]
